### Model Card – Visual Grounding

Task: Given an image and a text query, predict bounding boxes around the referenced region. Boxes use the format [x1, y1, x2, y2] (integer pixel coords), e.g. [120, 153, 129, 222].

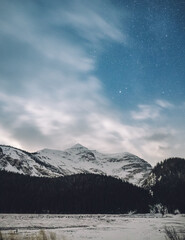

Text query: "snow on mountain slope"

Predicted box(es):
[0, 144, 152, 185]
[0, 145, 61, 177]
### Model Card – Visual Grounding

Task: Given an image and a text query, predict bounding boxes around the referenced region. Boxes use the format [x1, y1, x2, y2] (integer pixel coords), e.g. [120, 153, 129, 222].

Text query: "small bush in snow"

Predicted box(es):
[149, 203, 168, 216]
[0, 231, 3, 240]
[127, 210, 137, 215]
[164, 226, 185, 240]
[174, 209, 181, 215]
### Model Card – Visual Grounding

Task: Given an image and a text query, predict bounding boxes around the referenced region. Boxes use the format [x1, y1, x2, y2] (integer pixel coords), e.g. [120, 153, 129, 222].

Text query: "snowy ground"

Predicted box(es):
[0, 214, 185, 240]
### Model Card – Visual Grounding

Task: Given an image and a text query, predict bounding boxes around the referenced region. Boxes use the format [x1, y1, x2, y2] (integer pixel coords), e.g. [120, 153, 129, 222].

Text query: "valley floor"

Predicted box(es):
[0, 214, 185, 240]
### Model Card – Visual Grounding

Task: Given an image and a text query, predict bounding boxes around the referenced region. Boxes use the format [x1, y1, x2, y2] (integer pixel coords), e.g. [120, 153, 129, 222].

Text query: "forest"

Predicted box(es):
[1, 157, 185, 214]
[0, 171, 151, 214]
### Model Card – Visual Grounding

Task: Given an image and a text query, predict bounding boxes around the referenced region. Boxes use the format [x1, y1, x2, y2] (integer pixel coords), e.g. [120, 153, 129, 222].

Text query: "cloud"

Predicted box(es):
[56, 2, 125, 44]
[0, 0, 184, 165]
[0, 125, 22, 148]
[156, 99, 174, 108]
[0, 0, 126, 152]
[131, 99, 174, 121]
[128, 100, 185, 164]
[131, 104, 160, 120]
[145, 132, 172, 142]
[0, 88, 184, 165]
[0, 6, 94, 73]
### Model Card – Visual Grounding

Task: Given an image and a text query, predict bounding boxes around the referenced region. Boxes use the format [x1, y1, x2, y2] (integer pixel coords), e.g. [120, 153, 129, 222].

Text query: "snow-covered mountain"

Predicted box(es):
[0, 144, 152, 185]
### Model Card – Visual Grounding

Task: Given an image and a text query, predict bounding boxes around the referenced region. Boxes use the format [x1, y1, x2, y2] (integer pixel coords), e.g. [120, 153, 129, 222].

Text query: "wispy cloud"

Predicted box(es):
[131, 99, 173, 121]
[1, 89, 183, 165]
[156, 99, 174, 108]
[57, 4, 125, 44]
[0, 0, 126, 152]
[0, 0, 184, 165]
[131, 104, 160, 120]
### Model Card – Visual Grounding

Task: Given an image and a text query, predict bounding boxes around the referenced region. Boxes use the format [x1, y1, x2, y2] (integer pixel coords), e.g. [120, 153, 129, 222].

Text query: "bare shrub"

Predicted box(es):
[0, 231, 3, 240]
[150, 203, 168, 216]
[0, 230, 59, 240]
[49, 232, 56, 240]
[0, 232, 17, 240]
[38, 230, 48, 240]
[5, 232, 18, 240]
[164, 226, 185, 240]
[174, 209, 181, 215]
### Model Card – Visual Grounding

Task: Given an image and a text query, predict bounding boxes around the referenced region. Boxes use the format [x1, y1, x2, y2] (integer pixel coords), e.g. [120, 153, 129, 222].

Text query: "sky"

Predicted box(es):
[0, 0, 185, 165]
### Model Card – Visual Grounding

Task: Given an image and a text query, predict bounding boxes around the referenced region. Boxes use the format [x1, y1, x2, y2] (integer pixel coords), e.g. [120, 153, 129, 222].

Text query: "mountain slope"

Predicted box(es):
[143, 157, 185, 212]
[0, 145, 62, 177]
[0, 144, 152, 185]
[143, 157, 185, 188]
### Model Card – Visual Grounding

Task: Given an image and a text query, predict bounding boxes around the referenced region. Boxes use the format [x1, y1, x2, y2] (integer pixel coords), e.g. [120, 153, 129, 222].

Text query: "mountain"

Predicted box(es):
[143, 157, 185, 213]
[0, 144, 152, 185]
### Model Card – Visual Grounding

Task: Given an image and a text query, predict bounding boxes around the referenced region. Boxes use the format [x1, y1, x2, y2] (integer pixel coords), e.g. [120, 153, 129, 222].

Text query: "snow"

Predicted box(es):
[5, 163, 24, 174]
[0, 144, 152, 185]
[69, 143, 88, 150]
[0, 214, 184, 240]
[35, 145, 152, 185]
[1, 146, 23, 159]
[0, 145, 59, 177]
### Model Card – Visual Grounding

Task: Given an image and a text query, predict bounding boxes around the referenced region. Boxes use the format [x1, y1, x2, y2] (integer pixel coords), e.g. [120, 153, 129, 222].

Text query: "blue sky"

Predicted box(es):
[0, 0, 185, 164]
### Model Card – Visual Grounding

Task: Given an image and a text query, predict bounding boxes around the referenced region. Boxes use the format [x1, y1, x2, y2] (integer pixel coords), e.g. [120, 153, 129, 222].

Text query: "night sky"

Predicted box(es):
[0, 0, 185, 165]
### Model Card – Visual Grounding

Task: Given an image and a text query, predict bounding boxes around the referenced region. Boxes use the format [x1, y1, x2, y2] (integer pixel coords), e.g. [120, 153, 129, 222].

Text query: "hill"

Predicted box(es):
[143, 157, 185, 213]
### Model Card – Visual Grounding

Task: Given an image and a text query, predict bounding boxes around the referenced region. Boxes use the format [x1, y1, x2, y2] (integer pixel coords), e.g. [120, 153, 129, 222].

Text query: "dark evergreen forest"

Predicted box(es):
[150, 158, 185, 213]
[0, 171, 151, 214]
[1, 157, 184, 214]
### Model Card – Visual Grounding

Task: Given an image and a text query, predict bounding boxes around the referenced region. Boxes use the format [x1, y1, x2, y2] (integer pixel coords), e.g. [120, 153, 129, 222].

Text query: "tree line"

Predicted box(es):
[0, 171, 151, 213]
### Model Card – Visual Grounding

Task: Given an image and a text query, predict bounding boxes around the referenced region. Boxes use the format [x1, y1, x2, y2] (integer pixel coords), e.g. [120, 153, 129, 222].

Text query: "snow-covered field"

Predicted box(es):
[0, 214, 185, 240]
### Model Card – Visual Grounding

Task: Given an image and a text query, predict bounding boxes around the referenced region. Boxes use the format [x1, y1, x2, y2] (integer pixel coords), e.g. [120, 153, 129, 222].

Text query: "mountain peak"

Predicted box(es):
[0, 143, 152, 186]
[70, 143, 88, 150]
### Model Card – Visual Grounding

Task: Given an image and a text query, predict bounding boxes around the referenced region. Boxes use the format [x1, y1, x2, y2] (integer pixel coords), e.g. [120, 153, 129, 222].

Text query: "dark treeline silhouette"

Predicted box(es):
[144, 157, 185, 213]
[152, 158, 185, 213]
[0, 171, 151, 214]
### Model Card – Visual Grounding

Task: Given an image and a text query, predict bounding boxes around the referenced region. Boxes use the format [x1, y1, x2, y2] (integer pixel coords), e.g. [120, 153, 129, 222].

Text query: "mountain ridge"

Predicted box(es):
[0, 143, 152, 185]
